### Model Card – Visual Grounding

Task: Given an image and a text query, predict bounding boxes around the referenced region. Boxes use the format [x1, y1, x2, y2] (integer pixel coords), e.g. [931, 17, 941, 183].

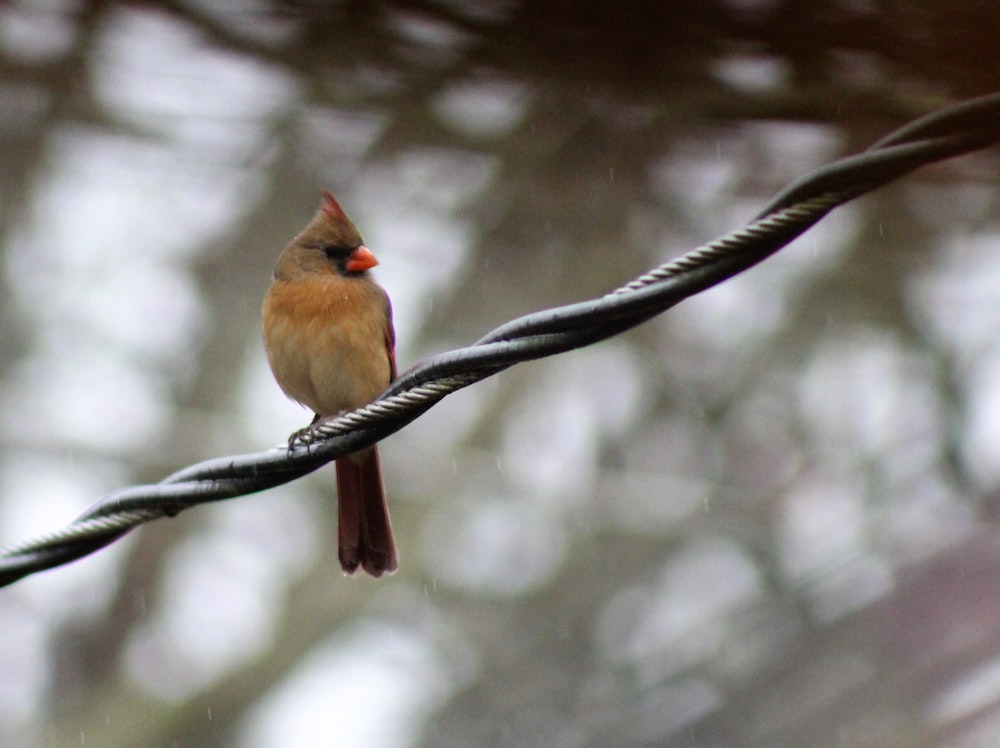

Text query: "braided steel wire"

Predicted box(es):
[3, 92, 1000, 587]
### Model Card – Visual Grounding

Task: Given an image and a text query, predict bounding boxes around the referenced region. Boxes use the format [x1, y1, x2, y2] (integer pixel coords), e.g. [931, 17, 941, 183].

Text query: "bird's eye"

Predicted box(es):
[320, 243, 352, 260]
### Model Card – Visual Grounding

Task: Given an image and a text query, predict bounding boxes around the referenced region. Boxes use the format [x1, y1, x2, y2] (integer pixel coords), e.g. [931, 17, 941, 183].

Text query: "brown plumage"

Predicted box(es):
[262, 191, 397, 577]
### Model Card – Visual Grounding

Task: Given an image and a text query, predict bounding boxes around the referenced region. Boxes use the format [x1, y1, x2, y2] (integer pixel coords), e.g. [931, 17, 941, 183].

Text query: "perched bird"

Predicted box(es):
[262, 191, 397, 577]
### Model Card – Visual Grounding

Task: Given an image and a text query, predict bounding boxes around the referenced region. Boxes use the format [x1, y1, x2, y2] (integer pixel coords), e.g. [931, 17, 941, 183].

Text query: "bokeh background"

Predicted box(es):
[3, 1, 1000, 746]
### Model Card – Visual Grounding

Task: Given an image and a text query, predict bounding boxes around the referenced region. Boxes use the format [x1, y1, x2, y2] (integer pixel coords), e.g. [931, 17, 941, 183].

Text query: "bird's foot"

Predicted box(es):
[287, 413, 325, 452]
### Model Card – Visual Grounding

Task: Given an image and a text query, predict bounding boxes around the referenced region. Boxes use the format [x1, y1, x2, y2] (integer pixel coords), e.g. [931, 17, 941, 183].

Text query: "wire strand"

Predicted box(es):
[3, 92, 1000, 587]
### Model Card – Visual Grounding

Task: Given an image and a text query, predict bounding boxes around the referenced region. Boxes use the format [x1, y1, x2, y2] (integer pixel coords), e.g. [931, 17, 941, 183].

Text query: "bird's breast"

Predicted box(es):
[262, 277, 392, 415]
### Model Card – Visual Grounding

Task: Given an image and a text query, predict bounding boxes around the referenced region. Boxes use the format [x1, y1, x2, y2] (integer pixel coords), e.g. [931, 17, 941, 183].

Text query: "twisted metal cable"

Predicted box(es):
[610, 191, 850, 294]
[3, 92, 1000, 588]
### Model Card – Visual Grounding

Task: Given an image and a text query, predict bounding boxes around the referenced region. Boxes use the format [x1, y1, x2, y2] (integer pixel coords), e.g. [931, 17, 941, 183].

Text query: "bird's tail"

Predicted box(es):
[335, 447, 398, 577]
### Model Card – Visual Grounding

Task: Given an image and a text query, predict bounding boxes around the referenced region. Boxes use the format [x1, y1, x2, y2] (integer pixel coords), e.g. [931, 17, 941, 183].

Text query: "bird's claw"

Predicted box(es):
[286, 412, 343, 453]
[287, 416, 323, 453]
[287, 426, 315, 452]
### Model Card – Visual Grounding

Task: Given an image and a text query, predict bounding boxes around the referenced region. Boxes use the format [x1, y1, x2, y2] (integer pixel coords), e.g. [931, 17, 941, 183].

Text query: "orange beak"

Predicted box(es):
[345, 245, 379, 273]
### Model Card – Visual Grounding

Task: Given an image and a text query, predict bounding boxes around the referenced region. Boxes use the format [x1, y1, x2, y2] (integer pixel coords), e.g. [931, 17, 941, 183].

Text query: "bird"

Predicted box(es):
[262, 190, 397, 577]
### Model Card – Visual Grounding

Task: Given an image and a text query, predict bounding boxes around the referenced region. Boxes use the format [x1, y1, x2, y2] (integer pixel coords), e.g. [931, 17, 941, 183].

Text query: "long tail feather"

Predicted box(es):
[335, 447, 397, 577]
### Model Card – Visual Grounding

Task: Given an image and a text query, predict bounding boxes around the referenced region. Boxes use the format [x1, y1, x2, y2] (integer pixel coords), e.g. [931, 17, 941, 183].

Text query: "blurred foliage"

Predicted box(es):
[2, 1, 1000, 747]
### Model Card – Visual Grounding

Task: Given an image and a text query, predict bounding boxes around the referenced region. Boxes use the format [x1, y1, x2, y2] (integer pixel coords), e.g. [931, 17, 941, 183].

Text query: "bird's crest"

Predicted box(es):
[320, 190, 347, 223]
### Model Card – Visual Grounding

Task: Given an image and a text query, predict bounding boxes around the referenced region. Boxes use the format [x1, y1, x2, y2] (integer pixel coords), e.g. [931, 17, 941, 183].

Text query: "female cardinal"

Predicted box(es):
[262, 191, 397, 577]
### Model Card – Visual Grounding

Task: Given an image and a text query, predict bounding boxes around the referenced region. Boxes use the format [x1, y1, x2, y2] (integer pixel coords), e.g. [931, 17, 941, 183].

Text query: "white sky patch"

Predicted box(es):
[713, 54, 789, 92]
[777, 473, 894, 621]
[908, 232, 1000, 360]
[595, 537, 764, 685]
[501, 343, 645, 503]
[0, 602, 49, 722]
[92, 6, 299, 154]
[421, 497, 567, 595]
[433, 79, 531, 139]
[963, 351, 1000, 488]
[125, 534, 281, 700]
[928, 655, 1000, 725]
[239, 624, 452, 748]
[1, 339, 172, 450]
